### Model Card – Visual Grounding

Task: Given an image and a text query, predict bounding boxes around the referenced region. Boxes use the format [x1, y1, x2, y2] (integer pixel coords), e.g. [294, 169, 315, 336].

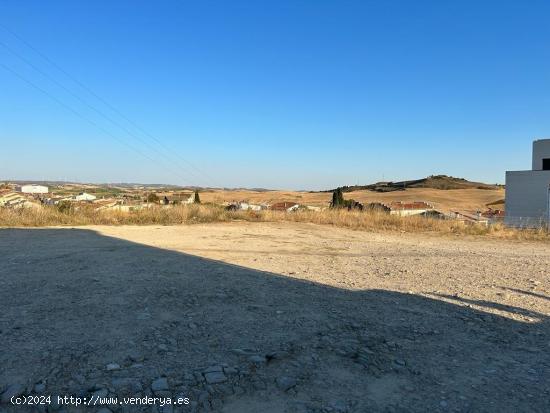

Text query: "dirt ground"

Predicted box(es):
[0, 222, 548, 412]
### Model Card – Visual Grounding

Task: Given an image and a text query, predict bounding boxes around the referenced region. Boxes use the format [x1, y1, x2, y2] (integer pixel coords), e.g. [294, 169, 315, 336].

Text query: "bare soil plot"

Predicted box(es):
[0, 222, 548, 412]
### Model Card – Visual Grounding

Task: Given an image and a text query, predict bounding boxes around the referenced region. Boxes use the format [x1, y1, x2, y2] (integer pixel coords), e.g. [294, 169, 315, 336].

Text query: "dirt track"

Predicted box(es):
[1, 222, 549, 412]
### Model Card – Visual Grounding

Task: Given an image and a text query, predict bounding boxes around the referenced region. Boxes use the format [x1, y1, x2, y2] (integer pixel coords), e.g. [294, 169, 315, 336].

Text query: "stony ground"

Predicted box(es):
[0, 222, 548, 413]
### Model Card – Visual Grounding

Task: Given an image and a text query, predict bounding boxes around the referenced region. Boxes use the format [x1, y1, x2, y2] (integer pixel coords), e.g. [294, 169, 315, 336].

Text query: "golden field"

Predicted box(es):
[200, 187, 505, 212]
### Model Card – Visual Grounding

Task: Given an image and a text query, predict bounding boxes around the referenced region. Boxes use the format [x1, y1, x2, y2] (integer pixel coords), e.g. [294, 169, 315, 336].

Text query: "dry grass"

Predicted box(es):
[0, 204, 238, 226]
[200, 187, 506, 213]
[0, 204, 547, 241]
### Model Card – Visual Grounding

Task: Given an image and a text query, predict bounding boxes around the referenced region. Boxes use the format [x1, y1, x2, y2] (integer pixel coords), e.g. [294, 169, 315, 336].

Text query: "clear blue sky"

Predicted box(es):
[1, 1, 549, 190]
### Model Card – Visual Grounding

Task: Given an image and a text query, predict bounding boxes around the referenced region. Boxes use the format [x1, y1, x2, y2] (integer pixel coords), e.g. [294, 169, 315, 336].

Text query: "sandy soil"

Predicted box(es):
[0, 222, 548, 412]
[198, 188, 505, 213]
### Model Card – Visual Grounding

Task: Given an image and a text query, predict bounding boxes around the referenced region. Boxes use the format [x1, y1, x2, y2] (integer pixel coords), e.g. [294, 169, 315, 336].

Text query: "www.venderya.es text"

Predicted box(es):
[10, 394, 190, 407]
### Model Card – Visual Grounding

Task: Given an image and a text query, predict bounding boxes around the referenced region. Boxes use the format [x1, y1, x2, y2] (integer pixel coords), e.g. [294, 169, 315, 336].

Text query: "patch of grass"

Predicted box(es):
[0, 204, 547, 241]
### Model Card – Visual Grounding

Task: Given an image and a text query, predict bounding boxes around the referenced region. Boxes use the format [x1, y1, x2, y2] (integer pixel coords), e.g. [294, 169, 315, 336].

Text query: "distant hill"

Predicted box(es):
[327, 175, 503, 193]
[1, 180, 278, 192]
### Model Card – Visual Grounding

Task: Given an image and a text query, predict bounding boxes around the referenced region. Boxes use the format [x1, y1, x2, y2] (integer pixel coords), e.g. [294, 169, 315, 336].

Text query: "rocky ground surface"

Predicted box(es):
[0, 222, 549, 413]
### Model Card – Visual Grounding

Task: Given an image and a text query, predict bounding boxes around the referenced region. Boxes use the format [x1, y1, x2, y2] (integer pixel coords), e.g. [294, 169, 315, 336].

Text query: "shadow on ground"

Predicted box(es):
[0, 228, 548, 413]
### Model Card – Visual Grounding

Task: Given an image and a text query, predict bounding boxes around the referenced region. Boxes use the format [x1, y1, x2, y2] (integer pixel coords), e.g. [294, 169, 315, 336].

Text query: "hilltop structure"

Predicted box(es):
[505, 139, 550, 227]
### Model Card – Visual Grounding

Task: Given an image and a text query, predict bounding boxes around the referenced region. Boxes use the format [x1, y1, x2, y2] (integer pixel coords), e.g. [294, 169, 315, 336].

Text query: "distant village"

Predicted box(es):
[0, 181, 505, 225]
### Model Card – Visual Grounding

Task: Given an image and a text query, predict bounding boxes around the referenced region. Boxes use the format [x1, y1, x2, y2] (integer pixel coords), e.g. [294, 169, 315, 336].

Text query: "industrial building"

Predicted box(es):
[505, 139, 550, 227]
[17, 184, 49, 194]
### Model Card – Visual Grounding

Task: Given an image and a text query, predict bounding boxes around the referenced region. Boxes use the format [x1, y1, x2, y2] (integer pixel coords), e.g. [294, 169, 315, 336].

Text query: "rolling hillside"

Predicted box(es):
[331, 175, 502, 193]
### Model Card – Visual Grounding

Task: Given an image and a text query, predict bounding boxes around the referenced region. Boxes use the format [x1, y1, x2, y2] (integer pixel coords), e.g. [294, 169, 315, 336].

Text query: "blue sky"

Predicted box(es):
[1, 1, 549, 190]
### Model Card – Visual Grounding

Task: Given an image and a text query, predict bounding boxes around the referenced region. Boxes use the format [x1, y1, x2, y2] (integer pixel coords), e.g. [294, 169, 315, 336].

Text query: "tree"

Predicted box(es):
[56, 200, 73, 214]
[146, 193, 159, 203]
[331, 188, 344, 208]
[193, 190, 201, 204]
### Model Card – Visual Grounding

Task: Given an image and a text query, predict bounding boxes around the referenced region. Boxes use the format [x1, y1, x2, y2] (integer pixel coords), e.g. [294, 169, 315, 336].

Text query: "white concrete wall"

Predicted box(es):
[75, 193, 96, 201]
[505, 170, 550, 227]
[389, 209, 428, 216]
[19, 185, 48, 194]
[532, 139, 550, 170]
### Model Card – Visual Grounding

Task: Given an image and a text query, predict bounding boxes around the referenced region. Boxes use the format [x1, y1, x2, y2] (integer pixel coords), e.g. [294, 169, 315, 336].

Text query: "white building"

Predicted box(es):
[74, 192, 97, 201]
[18, 184, 48, 194]
[236, 202, 263, 211]
[386, 201, 434, 216]
[505, 139, 550, 227]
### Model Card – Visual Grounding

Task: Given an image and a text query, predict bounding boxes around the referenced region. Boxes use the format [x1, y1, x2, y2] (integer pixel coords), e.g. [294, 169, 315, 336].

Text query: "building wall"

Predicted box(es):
[505, 170, 550, 227]
[75, 193, 96, 201]
[389, 209, 428, 216]
[19, 185, 48, 194]
[532, 139, 550, 170]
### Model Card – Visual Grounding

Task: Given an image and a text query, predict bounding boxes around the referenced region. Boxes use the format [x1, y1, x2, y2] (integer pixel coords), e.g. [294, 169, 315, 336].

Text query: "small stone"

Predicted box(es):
[34, 383, 46, 393]
[198, 391, 210, 403]
[211, 398, 223, 410]
[440, 400, 448, 408]
[151, 377, 169, 392]
[233, 386, 245, 396]
[126, 349, 143, 362]
[1, 383, 25, 404]
[216, 384, 234, 396]
[204, 372, 227, 384]
[276, 376, 297, 392]
[91, 388, 108, 399]
[249, 355, 267, 364]
[223, 367, 238, 375]
[112, 378, 143, 393]
[193, 372, 205, 383]
[76, 388, 88, 398]
[72, 374, 86, 384]
[252, 379, 267, 390]
[203, 365, 223, 373]
[329, 400, 348, 413]
[267, 351, 289, 361]
[106, 363, 120, 371]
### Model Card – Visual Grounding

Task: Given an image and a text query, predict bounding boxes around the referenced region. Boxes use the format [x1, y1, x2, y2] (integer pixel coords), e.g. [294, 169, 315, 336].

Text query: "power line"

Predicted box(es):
[0, 39, 206, 186]
[0, 62, 190, 184]
[0, 23, 220, 188]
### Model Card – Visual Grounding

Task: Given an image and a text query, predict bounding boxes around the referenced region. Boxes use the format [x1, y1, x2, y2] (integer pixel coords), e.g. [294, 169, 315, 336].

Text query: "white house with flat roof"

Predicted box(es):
[17, 184, 49, 194]
[505, 139, 550, 227]
[74, 192, 96, 201]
